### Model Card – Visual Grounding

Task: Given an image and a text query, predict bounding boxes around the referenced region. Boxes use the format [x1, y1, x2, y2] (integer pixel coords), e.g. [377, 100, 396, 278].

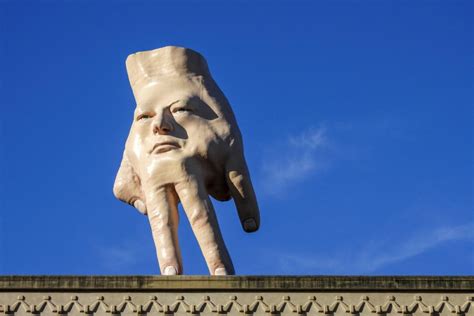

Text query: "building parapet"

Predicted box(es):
[1, 276, 473, 316]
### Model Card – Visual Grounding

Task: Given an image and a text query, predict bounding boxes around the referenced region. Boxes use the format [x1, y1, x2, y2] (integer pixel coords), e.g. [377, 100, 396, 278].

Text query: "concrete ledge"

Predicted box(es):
[1, 276, 473, 316]
[1, 276, 473, 291]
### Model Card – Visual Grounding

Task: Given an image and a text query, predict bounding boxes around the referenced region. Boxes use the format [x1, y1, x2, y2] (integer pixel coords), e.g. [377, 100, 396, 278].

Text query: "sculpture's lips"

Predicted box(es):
[150, 141, 181, 154]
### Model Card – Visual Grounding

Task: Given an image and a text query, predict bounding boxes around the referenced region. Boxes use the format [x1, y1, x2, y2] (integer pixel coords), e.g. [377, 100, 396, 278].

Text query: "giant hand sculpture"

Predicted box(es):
[113, 46, 260, 275]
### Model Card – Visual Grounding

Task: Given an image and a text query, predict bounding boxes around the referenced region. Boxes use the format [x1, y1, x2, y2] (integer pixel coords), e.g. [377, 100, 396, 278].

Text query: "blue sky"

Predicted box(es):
[1, 0, 472, 275]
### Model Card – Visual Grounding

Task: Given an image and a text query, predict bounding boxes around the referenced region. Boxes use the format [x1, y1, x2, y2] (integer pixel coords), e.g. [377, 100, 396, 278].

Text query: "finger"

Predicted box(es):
[175, 175, 235, 275]
[113, 154, 147, 215]
[145, 185, 182, 275]
[225, 154, 260, 232]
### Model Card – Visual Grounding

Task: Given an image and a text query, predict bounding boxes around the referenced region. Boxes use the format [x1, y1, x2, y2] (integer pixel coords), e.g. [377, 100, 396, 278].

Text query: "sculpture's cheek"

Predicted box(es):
[184, 120, 231, 159]
[131, 133, 146, 160]
[124, 125, 147, 161]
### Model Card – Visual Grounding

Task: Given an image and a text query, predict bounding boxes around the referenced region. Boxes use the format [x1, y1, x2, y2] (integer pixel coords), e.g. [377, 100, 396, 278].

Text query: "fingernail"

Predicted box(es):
[214, 267, 228, 275]
[163, 266, 177, 275]
[133, 200, 147, 215]
[243, 218, 257, 232]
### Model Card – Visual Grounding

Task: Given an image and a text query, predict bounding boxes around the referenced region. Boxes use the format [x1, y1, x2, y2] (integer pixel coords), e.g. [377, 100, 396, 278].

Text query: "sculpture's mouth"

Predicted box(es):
[150, 141, 181, 154]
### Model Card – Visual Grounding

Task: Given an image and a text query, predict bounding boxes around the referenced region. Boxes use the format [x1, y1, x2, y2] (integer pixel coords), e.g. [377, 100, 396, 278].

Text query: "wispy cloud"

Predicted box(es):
[98, 245, 140, 271]
[260, 126, 329, 195]
[276, 222, 474, 274]
[96, 238, 151, 272]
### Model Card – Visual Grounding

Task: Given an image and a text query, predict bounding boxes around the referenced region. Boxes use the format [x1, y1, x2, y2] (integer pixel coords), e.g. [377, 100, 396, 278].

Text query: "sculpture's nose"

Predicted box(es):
[153, 111, 173, 135]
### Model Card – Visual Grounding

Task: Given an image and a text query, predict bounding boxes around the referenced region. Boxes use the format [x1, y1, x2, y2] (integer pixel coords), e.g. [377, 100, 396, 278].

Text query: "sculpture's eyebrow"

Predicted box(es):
[167, 100, 181, 108]
[136, 100, 181, 112]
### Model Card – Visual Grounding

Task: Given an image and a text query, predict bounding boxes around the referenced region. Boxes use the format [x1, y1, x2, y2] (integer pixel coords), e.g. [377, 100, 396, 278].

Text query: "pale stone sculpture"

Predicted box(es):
[113, 46, 260, 275]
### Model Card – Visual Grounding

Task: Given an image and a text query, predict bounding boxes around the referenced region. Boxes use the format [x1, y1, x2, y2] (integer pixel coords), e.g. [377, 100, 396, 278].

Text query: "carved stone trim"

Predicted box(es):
[1, 294, 473, 316]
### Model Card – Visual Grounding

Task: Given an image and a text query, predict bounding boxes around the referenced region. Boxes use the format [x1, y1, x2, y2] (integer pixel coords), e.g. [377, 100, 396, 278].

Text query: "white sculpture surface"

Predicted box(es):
[114, 46, 260, 275]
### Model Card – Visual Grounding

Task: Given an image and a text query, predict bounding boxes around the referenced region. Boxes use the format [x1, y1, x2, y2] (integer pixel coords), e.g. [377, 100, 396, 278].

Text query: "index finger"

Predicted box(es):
[174, 174, 235, 275]
[145, 185, 182, 275]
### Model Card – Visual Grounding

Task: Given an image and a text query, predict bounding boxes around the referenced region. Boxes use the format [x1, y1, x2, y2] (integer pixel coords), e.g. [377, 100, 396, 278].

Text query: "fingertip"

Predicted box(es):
[242, 218, 259, 232]
[133, 200, 147, 215]
[214, 267, 228, 275]
[163, 266, 178, 275]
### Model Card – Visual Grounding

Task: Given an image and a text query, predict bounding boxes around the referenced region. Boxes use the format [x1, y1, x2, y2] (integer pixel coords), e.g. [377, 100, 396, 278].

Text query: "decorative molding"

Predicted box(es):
[1, 277, 473, 316]
[1, 295, 473, 316]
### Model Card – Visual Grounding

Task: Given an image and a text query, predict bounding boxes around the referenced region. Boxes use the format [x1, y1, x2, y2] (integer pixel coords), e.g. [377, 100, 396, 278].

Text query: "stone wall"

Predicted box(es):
[1, 276, 472, 316]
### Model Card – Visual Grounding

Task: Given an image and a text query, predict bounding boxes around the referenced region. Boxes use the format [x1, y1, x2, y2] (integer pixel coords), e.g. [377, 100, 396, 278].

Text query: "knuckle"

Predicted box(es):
[189, 208, 209, 227]
[149, 210, 171, 230]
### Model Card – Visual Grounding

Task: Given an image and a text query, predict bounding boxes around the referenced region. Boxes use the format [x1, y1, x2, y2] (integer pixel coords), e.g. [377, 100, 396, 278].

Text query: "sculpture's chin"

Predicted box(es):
[136, 144, 230, 196]
[139, 154, 188, 187]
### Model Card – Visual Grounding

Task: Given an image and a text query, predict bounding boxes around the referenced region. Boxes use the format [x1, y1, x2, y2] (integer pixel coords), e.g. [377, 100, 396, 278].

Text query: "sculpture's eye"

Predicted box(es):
[172, 107, 192, 114]
[136, 113, 154, 121]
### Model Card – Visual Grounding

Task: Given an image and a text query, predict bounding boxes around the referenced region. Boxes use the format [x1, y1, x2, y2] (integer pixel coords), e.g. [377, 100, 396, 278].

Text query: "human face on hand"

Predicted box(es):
[126, 76, 225, 181]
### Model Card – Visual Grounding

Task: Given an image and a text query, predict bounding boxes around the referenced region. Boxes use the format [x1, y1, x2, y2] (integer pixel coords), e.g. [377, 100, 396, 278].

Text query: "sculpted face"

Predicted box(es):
[114, 47, 260, 275]
[127, 77, 228, 185]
